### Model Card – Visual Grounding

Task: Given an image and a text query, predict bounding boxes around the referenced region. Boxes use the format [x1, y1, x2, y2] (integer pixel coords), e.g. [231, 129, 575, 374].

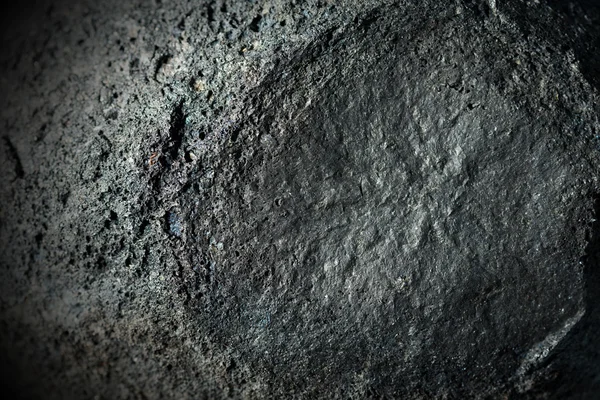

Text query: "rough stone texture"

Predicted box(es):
[0, 0, 599, 398]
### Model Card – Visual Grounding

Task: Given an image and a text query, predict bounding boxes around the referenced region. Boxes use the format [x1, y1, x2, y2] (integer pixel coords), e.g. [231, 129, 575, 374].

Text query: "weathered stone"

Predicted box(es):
[0, 0, 599, 398]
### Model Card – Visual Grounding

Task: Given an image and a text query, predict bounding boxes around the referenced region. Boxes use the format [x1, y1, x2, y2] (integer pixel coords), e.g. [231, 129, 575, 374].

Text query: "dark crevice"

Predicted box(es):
[207, 3, 215, 23]
[164, 101, 186, 164]
[249, 15, 262, 33]
[3, 136, 24, 179]
[462, 0, 491, 19]
[138, 219, 150, 236]
[140, 245, 150, 270]
[353, 12, 380, 32]
[154, 54, 172, 80]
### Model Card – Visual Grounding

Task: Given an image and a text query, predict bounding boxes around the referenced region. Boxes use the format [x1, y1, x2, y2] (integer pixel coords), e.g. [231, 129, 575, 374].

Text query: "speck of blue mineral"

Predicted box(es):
[168, 211, 182, 237]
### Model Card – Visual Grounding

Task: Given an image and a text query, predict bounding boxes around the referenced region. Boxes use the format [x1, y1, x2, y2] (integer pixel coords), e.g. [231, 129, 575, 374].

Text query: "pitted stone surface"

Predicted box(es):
[1, 0, 600, 399]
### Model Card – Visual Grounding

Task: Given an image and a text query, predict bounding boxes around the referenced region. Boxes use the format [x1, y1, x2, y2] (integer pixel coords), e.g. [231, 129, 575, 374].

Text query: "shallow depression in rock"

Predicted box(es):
[189, 13, 590, 395]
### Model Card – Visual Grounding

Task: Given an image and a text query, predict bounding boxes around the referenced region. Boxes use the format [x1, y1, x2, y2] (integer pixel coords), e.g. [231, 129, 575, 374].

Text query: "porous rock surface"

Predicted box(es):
[1, 0, 600, 398]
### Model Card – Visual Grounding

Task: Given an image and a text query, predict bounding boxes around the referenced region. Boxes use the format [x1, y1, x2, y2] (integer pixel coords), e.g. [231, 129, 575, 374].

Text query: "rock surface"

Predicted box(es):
[1, 0, 600, 398]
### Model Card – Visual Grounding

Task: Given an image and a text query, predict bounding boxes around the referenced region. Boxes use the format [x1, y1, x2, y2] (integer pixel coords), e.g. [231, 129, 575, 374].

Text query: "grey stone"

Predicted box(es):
[0, 0, 599, 398]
